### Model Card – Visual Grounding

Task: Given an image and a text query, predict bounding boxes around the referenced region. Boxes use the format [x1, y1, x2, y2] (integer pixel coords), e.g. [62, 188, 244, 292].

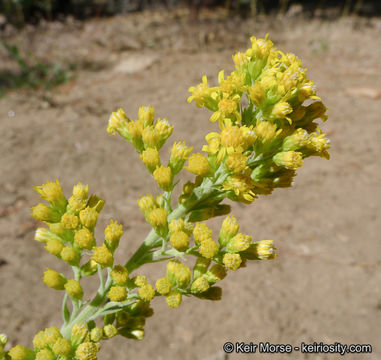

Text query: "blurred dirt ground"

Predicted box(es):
[0, 7, 381, 360]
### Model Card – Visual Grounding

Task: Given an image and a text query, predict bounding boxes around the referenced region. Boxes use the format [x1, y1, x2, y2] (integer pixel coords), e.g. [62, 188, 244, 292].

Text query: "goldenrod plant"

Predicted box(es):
[1, 35, 329, 360]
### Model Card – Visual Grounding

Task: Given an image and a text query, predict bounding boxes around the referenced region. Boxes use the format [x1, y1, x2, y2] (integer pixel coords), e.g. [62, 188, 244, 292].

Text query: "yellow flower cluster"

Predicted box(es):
[187, 34, 330, 199]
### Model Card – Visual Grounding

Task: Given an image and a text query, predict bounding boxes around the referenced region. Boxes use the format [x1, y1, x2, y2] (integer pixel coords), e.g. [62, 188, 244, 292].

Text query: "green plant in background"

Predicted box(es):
[0, 42, 73, 96]
[0, 34, 329, 360]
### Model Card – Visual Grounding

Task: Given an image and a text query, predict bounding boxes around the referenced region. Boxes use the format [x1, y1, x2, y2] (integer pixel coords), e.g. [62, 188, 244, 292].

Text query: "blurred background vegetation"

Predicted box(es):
[1, 0, 380, 27]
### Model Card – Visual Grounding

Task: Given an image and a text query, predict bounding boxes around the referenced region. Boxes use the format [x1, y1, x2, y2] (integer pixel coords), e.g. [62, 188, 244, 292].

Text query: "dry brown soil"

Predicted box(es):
[0, 7, 381, 360]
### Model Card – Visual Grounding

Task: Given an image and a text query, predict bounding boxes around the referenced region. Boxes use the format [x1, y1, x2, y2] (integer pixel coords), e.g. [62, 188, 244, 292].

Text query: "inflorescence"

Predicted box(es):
[1, 35, 329, 360]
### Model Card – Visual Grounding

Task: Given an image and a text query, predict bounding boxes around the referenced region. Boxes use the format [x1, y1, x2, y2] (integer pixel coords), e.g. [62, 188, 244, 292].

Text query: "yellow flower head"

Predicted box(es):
[79, 206, 98, 229]
[61, 213, 79, 230]
[191, 276, 210, 294]
[273, 151, 304, 170]
[271, 101, 293, 120]
[153, 165, 173, 191]
[52, 338, 72, 356]
[223, 174, 256, 203]
[193, 257, 211, 279]
[199, 238, 219, 259]
[255, 121, 280, 142]
[187, 75, 215, 108]
[74, 228, 95, 250]
[75, 342, 100, 360]
[308, 131, 330, 158]
[8, 345, 35, 360]
[137, 194, 156, 215]
[127, 120, 144, 140]
[193, 222, 212, 246]
[155, 118, 174, 142]
[104, 219, 123, 252]
[138, 284, 155, 302]
[226, 233, 252, 253]
[248, 83, 266, 107]
[282, 128, 309, 151]
[140, 148, 160, 172]
[220, 126, 243, 149]
[92, 244, 114, 268]
[71, 323, 89, 347]
[168, 218, 185, 233]
[107, 108, 129, 135]
[165, 290, 182, 308]
[219, 215, 240, 246]
[155, 277, 172, 295]
[90, 327, 103, 342]
[134, 275, 147, 287]
[108, 286, 127, 302]
[169, 141, 193, 174]
[33, 331, 47, 350]
[34, 179, 67, 210]
[255, 240, 277, 260]
[31, 203, 61, 223]
[43, 327, 62, 346]
[232, 51, 249, 68]
[110, 265, 129, 285]
[45, 238, 64, 256]
[43, 269, 67, 290]
[169, 231, 189, 252]
[147, 207, 167, 230]
[138, 105, 155, 126]
[60, 246, 80, 266]
[64, 279, 84, 300]
[72, 182, 89, 200]
[142, 126, 160, 148]
[103, 325, 117, 339]
[34, 227, 53, 243]
[223, 253, 242, 270]
[184, 153, 211, 177]
[225, 152, 248, 173]
[35, 349, 55, 360]
[206, 264, 227, 284]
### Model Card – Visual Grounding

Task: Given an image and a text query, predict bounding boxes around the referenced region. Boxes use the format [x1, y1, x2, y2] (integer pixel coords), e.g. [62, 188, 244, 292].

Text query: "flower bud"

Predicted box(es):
[154, 118, 174, 148]
[271, 101, 293, 119]
[36, 349, 55, 360]
[64, 280, 84, 300]
[43, 327, 62, 346]
[282, 128, 309, 151]
[34, 228, 59, 243]
[134, 275, 147, 287]
[43, 269, 67, 290]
